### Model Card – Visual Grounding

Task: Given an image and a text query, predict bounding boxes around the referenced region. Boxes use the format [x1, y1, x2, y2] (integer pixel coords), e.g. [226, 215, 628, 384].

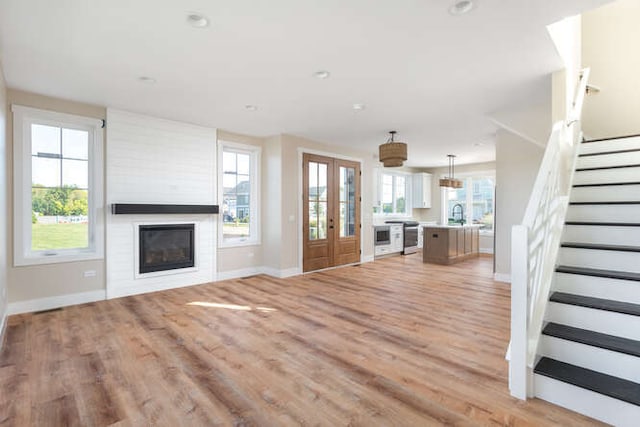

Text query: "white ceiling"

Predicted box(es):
[0, 0, 611, 167]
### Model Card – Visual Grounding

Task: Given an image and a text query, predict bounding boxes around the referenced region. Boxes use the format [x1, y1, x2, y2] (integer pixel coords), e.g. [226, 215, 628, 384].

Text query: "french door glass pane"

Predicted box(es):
[339, 166, 355, 237]
[308, 161, 329, 240]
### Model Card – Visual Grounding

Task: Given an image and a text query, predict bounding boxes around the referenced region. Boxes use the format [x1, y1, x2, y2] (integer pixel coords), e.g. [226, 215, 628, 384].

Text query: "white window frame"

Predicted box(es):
[12, 105, 104, 266]
[374, 169, 412, 218]
[217, 140, 261, 248]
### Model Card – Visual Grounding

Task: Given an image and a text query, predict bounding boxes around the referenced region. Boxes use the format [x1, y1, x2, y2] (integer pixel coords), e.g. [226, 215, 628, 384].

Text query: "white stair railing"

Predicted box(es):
[509, 68, 590, 399]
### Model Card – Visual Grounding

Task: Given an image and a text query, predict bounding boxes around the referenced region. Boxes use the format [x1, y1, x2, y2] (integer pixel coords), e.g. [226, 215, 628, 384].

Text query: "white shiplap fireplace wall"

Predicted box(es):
[106, 109, 217, 298]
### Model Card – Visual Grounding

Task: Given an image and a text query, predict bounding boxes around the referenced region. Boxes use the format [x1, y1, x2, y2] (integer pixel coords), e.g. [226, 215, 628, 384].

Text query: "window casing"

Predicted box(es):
[218, 141, 261, 247]
[13, 105, 104, 266]
[374, 171, 410, 217]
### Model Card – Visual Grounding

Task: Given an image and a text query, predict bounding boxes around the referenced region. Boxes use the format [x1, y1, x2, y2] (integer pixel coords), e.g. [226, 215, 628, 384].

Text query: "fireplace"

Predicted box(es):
[138, 224, 195, 274]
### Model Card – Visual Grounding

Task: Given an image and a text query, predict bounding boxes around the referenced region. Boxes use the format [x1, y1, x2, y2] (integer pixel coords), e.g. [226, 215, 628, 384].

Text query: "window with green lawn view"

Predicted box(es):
[13, 105, 103, 265]
[219, 142, 260, 245]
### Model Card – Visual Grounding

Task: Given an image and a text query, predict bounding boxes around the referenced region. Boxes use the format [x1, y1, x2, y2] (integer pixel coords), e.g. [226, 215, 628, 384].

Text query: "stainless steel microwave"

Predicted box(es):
[374, 225, 391, 246]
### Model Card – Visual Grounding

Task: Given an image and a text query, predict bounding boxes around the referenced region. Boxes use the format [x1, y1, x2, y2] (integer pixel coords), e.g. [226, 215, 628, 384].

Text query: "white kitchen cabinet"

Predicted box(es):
[412, 173, 432, 208]
[390, 224, 403, 253]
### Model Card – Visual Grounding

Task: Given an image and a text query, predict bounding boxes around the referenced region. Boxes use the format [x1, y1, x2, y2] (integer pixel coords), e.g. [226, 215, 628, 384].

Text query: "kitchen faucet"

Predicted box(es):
[452, 203, 465, 225]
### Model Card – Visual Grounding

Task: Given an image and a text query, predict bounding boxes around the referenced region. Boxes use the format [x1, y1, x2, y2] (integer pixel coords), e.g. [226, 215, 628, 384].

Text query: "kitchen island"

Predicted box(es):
[422, 225, 481, 265]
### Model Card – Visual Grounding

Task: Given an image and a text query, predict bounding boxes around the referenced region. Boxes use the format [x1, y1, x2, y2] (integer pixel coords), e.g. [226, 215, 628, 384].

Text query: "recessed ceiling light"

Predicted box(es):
[313, 70, 331, 79]
[245, 105, 258, 112]
[138, 76, 156, 84]
[187, 13, 209, 28]
[352, 103, 366, 111]
[449, 0, 474, 16]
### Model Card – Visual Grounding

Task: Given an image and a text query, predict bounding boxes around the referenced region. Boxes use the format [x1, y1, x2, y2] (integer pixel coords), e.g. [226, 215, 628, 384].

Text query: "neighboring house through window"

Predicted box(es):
[12, 105, 104, 265]
[218, 141, 260, 246]
[444, 173, 495, 232]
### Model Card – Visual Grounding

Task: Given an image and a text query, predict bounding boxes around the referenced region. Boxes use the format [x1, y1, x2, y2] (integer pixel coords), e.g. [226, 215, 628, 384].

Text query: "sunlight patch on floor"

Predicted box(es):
[187, 301, 277, 312]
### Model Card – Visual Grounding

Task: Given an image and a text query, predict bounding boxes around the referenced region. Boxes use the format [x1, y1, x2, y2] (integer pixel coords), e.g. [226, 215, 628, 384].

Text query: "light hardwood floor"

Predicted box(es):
[0, 255, 603, 426]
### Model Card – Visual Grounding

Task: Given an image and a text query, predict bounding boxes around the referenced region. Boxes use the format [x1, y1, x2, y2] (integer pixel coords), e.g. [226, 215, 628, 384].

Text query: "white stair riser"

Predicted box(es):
[539, 335, 640, 383]
[562, 225, 640, 246]
[558, 247, 640, 274]
[577, 151, 640, 169]
[566, 204, 639, 223]
[570, 184, 640, 203]
[573, 166, 640, 185]
[546, 302, 640, 340]
[553, 272, 640, 305]
[580, 136, 640, 155]
[534, 375, 640, 427]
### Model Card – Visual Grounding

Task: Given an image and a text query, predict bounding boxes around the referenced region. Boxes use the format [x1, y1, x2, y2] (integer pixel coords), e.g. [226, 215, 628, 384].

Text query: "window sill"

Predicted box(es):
[218, 240, 261, 249]
[14, 251, 103, 267]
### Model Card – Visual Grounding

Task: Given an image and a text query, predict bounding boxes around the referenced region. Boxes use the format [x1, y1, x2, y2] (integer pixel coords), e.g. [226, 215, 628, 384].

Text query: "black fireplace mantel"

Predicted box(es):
[111, 204, 219, 215]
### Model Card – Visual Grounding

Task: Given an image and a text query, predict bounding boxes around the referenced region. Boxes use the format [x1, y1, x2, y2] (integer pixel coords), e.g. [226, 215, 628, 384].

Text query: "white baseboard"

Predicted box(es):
[216, 267, 263, 281]
[480, 248, 494, 254]
[0, 310, 7, 352]
[107, 280, 205, 300]
[261, 266, 301, 278]
[494, 273, 511, 283]
[361, 255, 375, 263]
[8, 289, 107, 315]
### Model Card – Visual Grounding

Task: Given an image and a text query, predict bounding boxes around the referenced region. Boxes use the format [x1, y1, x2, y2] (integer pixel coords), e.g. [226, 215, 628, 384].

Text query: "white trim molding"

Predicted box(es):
[12, 104, 104, 266]
[494, 273, 512, 283]
[7, 289, 106, 315]
[0, 313, 7, 353]
[216, 267, 264, 281]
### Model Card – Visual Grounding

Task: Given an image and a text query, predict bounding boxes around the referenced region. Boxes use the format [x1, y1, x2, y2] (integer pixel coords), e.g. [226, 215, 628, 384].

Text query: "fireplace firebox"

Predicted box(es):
[139, 224, 195, 274]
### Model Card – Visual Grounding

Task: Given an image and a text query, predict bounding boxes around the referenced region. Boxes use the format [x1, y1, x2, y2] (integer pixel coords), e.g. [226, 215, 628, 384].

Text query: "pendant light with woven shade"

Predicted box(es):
[379, 131, 407, 167]
[439, 154, 464, 188]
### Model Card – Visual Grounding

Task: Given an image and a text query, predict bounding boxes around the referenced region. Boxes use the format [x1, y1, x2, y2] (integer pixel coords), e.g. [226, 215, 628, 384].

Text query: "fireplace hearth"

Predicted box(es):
[139, 224, 195, 274]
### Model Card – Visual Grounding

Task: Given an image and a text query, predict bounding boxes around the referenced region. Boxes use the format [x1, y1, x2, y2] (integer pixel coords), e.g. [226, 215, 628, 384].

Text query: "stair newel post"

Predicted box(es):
[510, 224, 533, 399]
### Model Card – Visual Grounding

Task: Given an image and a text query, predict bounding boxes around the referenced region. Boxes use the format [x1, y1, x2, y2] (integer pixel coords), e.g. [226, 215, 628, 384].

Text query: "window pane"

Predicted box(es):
[31, 188, 89, 251]
[448, 186, 467, 224]
[223, 152, 236, 173]
[31, 124, 60, 156]
[395, 176, 406, 214]
[237, 153, 250, 175]
[471, 177, 494, 231]
[62, 159, 88, 189]
[62, 129, 88, 159]
[223, 173, 237, 191]
[32, 157, 60, 187]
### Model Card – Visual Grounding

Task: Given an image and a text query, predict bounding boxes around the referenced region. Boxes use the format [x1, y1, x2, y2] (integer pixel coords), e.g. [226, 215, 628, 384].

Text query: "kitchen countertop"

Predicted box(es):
[422, 224, 483, 229]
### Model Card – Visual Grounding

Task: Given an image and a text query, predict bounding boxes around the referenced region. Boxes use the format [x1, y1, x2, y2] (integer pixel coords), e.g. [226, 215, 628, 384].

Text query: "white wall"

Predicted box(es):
[0, 63, 8, 347]
[582, 0, 640, 139]
[494, 130, 544, 280]
[105, 109, 217, 298]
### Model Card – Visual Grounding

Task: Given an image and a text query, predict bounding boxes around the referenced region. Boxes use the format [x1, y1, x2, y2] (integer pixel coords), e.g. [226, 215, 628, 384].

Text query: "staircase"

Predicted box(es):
[532, 135, 640, 426]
